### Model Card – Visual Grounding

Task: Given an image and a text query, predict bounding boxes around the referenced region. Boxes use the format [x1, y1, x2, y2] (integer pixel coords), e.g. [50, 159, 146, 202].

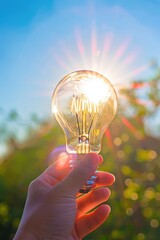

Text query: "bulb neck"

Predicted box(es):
[79, 174, 97, 193]
[76, 134, 90, 154]
[76, 142, 90, 154]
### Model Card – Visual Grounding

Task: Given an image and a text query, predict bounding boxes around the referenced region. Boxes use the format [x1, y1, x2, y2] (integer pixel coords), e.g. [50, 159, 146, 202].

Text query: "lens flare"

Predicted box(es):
[78, 77, 111, 104]
[51, 26, 150, 152]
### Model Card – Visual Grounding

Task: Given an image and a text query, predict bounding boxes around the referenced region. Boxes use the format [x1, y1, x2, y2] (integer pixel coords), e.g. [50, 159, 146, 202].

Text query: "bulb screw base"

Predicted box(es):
[79, 175, 97, 193]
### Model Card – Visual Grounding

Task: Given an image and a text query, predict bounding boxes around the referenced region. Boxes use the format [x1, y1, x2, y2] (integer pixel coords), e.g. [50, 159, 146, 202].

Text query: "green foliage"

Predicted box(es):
[0, 69, 160, 239]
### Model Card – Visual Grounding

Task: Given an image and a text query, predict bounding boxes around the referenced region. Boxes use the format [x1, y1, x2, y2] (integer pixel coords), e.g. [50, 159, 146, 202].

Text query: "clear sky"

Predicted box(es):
[0, 0, 160, 120]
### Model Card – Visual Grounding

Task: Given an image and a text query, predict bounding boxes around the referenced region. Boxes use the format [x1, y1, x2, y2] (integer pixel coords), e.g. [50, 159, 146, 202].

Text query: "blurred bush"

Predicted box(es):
[0, 69, 160, 239]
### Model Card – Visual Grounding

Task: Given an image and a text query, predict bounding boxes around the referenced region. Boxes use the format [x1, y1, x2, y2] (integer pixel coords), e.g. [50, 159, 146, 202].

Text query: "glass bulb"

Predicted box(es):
[51, 70, 118, 192]
[52, 70, 118, 154]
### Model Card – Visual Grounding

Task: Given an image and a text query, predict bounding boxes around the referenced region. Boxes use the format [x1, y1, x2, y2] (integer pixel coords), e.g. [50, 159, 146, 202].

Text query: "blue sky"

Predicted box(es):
[0, 0, 160, 120]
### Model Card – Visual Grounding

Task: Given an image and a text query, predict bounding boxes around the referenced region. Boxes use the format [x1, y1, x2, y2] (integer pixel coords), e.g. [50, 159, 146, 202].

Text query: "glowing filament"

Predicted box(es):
[71, 94, 100, 114]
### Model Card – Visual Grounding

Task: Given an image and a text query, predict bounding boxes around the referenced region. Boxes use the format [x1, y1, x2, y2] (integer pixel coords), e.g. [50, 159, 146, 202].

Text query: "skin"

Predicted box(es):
[14, 152, 115, 240]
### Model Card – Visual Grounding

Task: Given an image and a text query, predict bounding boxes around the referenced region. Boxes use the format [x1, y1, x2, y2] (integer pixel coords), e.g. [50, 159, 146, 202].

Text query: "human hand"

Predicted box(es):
[14, 152, 115, 240]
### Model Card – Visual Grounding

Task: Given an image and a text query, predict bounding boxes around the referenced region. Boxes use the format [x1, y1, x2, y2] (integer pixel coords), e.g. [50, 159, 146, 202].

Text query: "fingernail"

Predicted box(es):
[108, 205, 111, 213]
[98, 155, 103, 164]
[108, 189, 111, 197]
[111, 174, 116, 183]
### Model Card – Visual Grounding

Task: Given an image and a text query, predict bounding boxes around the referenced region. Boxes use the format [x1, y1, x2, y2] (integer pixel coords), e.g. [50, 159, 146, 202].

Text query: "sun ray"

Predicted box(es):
[91, 26, 97, 55]
[75, 28, 85, 55]
[105, 128, 114, 151]
[52, 27, 148, 92]
[99, 32, 113, 72]
[75, 27, 88, 69]
[106, 38, 131, 72]
[124, 63, 150, 79]
[132, 98, 153, 106]
[115, 38, 131, 60]
[120, 116, 143, 139]
[58, 41, 77, 68]
[113, 50, 138, 79]
[131, 82, 149, 89]
[91, 25, 98, 69]
[53, 52, 71, 71]
[122, 50, 137, 66]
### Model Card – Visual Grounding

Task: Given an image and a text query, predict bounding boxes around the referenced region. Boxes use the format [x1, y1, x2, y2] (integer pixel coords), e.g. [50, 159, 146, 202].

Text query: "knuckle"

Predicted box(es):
[28, 179, 38, 192]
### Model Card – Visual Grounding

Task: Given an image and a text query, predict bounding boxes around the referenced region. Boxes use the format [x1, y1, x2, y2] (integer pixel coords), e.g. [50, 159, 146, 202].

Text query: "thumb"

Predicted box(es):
[60, 153, 100, 195]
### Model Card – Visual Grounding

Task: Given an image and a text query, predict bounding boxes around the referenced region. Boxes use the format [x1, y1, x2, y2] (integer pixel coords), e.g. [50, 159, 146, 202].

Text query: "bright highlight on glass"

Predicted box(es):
[52, 70, 118, 192]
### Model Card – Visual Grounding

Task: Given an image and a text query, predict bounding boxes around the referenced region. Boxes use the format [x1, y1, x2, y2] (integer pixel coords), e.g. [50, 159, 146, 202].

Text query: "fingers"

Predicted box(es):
[77, 187, 111, 218]
[98, 155, 103, 164]
[59, 153, 100, 195]
[96, 171, 115, 187]
[75, 204, 111, 238]
[38, 150, 115, 195]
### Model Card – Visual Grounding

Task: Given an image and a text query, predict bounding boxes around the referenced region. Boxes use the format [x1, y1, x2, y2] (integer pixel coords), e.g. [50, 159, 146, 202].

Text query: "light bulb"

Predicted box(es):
[52, 70, 118, 193]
